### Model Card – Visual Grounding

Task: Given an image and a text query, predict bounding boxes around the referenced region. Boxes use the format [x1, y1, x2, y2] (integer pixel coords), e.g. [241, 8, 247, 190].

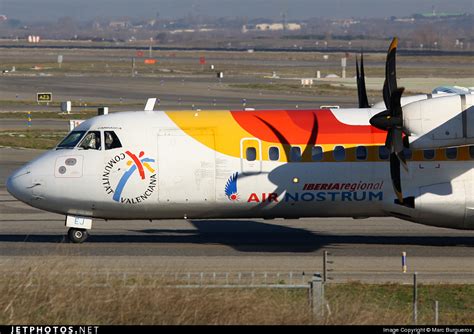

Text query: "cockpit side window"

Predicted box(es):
[79, 131, 102, 150]
[57, 131, 86, 149]
[104, 131, 122, 150]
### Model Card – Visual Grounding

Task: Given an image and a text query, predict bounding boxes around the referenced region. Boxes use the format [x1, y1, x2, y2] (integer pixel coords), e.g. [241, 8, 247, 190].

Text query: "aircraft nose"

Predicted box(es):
[6, 167, 32, 203]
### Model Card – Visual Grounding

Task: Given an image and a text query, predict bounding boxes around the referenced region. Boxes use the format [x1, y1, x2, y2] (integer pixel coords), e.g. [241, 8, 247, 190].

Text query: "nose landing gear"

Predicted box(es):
[65, 215, 93, 244]
[68, 228, 89, 243]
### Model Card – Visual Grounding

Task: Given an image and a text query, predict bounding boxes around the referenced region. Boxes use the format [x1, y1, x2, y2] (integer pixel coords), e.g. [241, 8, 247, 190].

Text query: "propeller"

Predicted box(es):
[356, 53, 370, 108]
[369, 37, 408, 205]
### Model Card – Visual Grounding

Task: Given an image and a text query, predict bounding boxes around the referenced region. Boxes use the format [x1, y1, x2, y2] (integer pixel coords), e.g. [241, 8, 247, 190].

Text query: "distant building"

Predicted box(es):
[169, 28, 216, 34]
[394, 18, 415, 23]
[331, 19, 360, 27]
[27, 35, 41, 43]
[413, 12, 466, 19]
[242, 23, 301, 33]
[109, 21, 131, 29]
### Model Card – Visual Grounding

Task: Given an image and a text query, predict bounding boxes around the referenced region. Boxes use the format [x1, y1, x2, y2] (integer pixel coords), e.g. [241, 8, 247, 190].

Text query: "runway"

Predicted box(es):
[1, 147, 474, 283]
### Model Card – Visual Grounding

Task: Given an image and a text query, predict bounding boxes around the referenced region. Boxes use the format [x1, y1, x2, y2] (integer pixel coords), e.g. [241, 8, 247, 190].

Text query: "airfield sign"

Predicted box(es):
[37, 92, 52, 103]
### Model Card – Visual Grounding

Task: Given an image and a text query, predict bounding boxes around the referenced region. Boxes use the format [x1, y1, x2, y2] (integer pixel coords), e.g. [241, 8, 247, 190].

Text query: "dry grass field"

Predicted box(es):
[1, 265, 472, 325]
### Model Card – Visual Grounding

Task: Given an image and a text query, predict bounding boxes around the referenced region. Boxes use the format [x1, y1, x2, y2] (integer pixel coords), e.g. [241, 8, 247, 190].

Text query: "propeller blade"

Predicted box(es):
[382, 37, 398, 109]
[385, 128, 393, 150]
[382, 79, 390, 110]
[356, 56, 361, 105]
[389, 87, 405, 160]
[385, 37, 398, 98]
[356, 55, 360, 80]
[360, 53, 370, 108]
[390, 152, 404, 204]
[396, 149, 408, 171]
[392, 127, 404, 154]
[389, 87, 404, 118]
[356, 53, 370, 108]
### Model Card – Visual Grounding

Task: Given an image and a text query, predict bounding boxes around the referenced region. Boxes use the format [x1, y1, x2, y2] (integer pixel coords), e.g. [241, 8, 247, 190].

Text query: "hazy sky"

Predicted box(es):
[1, 0, 472, 21]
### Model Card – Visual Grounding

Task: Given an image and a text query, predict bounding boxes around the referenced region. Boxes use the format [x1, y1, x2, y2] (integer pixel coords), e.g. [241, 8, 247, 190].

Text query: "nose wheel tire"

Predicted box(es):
[68, 228, 89, 243]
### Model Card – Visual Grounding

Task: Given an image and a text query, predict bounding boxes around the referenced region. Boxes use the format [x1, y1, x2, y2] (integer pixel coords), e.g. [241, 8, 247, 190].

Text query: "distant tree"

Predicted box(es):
[155, 32, 168, 43]
[413, 23, 436, 47]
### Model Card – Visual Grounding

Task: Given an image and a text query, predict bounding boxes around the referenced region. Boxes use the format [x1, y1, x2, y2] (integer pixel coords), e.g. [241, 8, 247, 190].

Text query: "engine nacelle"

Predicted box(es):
[404, 94, 474, 150]
[414, 181, 473, 229]
[387, 180, 474, 230]
[372, 93, 457, 109]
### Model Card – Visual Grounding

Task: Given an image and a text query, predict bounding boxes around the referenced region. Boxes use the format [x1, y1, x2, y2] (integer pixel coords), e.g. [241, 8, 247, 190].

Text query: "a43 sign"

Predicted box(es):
[37, 92, 52, 103]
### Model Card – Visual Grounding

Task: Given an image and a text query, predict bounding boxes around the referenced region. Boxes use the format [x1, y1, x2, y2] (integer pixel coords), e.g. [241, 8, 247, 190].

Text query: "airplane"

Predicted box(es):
[6, 38, 474, 243]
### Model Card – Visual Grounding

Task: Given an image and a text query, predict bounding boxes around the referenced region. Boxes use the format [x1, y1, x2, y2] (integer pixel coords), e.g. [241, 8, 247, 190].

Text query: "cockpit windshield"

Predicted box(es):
[56, 130, 122, 150]
[105, 131, 122, 150]
[78, 131, 102, 150]
[56, 131, 86, 149]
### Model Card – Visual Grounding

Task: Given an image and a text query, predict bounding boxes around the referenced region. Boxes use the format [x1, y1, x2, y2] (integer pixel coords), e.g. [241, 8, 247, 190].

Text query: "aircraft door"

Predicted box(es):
[240, 138, 262, 174]
[158, 129, 216, 203]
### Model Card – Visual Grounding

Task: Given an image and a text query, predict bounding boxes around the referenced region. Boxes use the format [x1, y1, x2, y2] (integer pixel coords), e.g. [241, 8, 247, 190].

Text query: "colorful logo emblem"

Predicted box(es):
[102, 150, 157, 204]
[225, 172, 239, 201]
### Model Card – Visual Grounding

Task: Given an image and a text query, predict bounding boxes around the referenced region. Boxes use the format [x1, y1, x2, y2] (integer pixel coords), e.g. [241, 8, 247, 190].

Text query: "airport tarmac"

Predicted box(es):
[0, 119, 70, 131]
[0, 75, 355, 111]
[1, 147, 474, 283]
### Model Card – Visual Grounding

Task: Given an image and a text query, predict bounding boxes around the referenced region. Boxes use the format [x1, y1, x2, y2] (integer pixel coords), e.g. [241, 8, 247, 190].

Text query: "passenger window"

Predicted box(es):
[246, 147, 257, 161]
[79, 131, 101, 150]
[104, 131, 122, 150]
[356, 146, 367, 160]
[469, 146, 474, 159]
[378, 146, 389, 160]
[333, 145, 346, 161]
[403, 148, 412, 160]
[423, 149, 435, 160]
[312, 146, 323, 161]
[445, 147, 457, 160]
[269, 147, 279, 161]
[57, 131, 85, 149]
[290, 146, 302, 161]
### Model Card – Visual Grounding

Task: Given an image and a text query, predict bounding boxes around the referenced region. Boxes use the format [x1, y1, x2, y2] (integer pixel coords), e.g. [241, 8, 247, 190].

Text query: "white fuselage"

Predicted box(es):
[6, 108, 474, 230]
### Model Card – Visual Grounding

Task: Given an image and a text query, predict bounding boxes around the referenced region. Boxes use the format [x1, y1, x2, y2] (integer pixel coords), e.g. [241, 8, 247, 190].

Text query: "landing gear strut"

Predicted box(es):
[67, 228, 89, 243]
